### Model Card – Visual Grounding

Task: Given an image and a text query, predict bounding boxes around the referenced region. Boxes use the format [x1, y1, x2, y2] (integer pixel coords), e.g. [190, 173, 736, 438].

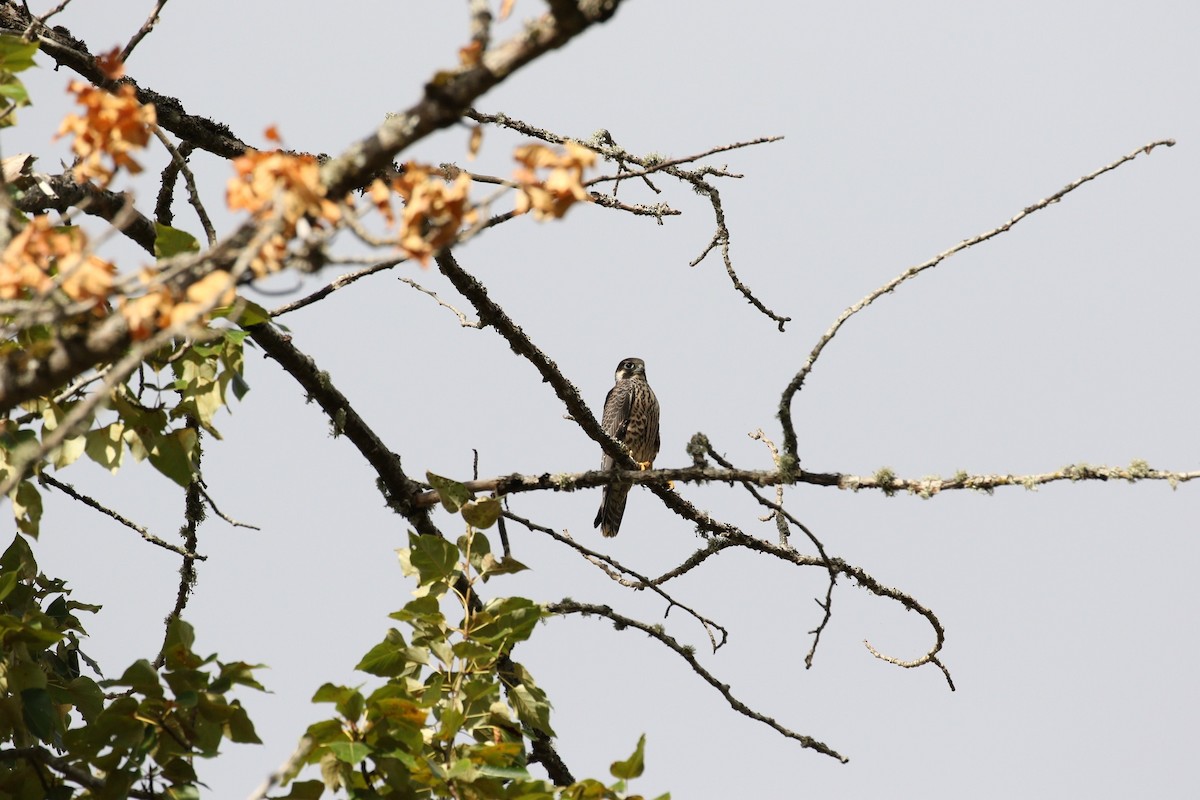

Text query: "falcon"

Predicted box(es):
[593, 357, 660, 537]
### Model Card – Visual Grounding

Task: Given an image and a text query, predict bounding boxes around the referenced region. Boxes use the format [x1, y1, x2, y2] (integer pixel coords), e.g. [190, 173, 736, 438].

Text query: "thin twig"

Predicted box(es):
[120, 0, 169, 62]
[503, 510, 729, 652]
[270, 258, 405, 317]
[151, 124, 215, 245]
[198, 484, 260, 530]
[465, 110, 788, 327]
[778, 138, 1177, 460]
[398, 277, 481, 328]
[549, 600, 848, 763]
[37, 474, 206, 560]
[245, 736, 313, 800]
[156, 424, 203, 669]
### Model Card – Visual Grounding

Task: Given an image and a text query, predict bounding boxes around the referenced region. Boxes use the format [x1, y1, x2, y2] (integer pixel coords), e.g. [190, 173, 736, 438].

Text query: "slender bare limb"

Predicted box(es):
[151, 124, 215, 245]
[269, 259, 405, 317]
[246, 737, 313, 800]
[778, 138, 1177, 460]
[197, 484, 260, 530]
[410, 460, 1199, 508]
[155, 455, 202, 669]
[120, 0, 169, 62]
[398, 277, 481, 328]
[38, 473, 206, 559]
[549, 600, 849, 763]
[503, 509, 728, 652]
[464, 110, 788, 326]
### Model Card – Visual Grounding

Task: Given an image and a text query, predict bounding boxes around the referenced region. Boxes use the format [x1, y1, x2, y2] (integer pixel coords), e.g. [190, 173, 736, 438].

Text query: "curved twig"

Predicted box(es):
[778, 138, 1177, 460]
[503, 509, 729, 652]
[549, 600, 848, 763]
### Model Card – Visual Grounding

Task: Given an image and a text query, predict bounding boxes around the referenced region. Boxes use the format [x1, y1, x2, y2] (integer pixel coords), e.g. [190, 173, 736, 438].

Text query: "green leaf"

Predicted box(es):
[11, 480, 42, 537]
[225, 701, 261, 743]
[426, 472, 471, 513]
[325, 740, 372, 765]
[84, 423, 125, 473]
[21, 687, 56, 741]
[312, 684, 364, 719]
[469, 597, 543, 645]
[146, 427, 198, 487]
[610, 734, 647, 780]
[407, 533, 460, 586]
[0, 533, 37, 577]
[51, 434, 86, 469]
[0, 35, 40, 72]
[154, 223, 200, 259]
[0, 569, 19, 602]
[508, 682, 554, 738]
[446, 757, 480, 782]
[276, 780, 325, 800]
[166, 782, 201, 800]
[461, 496, 501, 529]
[66, 677, 105, 721]
[212, 298, 271, 328]
[480, 555, 530, 580]
[355, 629, 410, 677]
[161, 617, 198, 670]
[108, 659, 163, 699]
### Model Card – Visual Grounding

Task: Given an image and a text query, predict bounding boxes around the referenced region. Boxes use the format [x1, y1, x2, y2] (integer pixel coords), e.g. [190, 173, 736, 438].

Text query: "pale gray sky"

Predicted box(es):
[9, 1, 1199, 797]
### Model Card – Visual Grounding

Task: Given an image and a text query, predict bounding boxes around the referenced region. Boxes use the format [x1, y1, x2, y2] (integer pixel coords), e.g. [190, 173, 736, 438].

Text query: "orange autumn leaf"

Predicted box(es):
[56, 81, 156, 186]
[94, 46, 125, 80]
[512, 141, 595, 219]
[390, 163, 477, 265]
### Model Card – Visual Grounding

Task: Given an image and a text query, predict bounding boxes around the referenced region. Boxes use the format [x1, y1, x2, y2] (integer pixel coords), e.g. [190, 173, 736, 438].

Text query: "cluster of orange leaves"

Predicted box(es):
[0, 215, 234, 340]
[226, 142, 345, 277]
[55, 80, 156, 187]
[0, 217, 115, 314]
[120, 268, 235, 340]
[371, 165, 477, 265]
[512, 142, 596, 220]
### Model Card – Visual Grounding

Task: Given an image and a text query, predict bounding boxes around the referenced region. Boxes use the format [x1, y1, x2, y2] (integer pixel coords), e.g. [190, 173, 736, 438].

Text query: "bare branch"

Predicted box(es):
[197, 484, 260, 530]
[245, 321, 440, 538]
[269, 258, 405, 318]
[0, 5, 254, 159]
[120, 0, 169, 63]
[246, 736, 313, 800]
[151, 124, 215, 246]
[12, 172, 157, 254]
[398, 277, 481, 328]
[38, 473, 206, 560]
[503, 509, 729, 652]
[465, 110, 788, 327]
[549, 600, 849, 763]
[778, 138, 1177, 460]
[410, 459, 1198, 508]
[156, 456, 202, 669]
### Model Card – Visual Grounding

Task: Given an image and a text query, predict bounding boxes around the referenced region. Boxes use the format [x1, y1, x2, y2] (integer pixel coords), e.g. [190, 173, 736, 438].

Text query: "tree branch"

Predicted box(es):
[38, 473, 205, 559]
[548, 600, 849, 763]
[777, 138, 1177, 461]
[410, 460, 1198, 508]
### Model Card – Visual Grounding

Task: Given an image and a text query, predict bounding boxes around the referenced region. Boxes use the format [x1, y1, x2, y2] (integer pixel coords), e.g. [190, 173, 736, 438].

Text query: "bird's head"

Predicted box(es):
[615, 357, 647, 381]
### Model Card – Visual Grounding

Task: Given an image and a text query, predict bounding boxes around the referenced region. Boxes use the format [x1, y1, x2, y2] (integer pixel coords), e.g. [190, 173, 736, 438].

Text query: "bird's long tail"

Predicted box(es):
[594, 485, 630, 537]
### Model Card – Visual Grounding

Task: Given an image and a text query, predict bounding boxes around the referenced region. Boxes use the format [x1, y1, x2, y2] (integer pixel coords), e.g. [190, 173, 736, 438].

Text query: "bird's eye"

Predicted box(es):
[622, 361, 634, 370]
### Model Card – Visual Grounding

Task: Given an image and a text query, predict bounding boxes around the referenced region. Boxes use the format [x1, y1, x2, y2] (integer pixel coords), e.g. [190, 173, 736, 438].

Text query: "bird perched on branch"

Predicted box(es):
[594, 357, 660, 537]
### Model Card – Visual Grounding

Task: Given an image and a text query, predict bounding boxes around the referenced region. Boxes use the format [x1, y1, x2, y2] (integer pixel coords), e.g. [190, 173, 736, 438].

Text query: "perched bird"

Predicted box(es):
[594, 357, 660, 537]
